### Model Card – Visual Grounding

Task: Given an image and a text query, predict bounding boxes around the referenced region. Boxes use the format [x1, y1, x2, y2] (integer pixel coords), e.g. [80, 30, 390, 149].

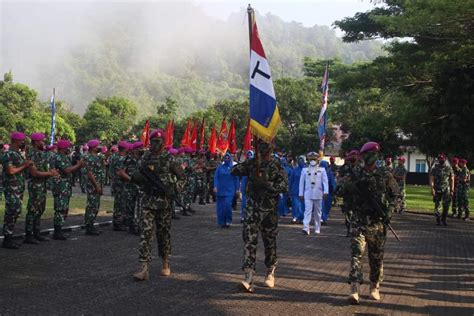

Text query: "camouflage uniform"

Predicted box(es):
[336, 163, 361, 236]
[1, 149, 26, 236]
[25, 148, 49, 235]
[193, 157, 208, 204]
[79, 152, 88, 193]
[231, 158, 288, 272]
[123, 154, 140, 230]
[136, 151, 184, 262]
[431, 163, 454, 224]
[452, 164, 460, 216]
[206, 158, 219, 202]
[455, 166, 470, 219]
[111, 153, 126, 226]
[51, 152, 73, 228]
[84, 154, 105, 227]
[392, 164, 407, 213]
[182, 158, 195, 209]
[348, 166, 398, 285]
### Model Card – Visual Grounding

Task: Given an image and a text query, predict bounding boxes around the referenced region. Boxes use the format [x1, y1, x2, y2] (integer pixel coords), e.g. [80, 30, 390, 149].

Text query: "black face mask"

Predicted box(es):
[19, 143, 26, 150]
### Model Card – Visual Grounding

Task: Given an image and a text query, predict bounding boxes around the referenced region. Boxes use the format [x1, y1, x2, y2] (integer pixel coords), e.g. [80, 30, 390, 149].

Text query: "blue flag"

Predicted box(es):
[318, 63, 329, 155]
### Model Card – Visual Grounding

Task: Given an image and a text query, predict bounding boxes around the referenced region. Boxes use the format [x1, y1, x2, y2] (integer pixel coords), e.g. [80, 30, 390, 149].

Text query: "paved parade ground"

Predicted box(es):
[1, 202, 473, 315]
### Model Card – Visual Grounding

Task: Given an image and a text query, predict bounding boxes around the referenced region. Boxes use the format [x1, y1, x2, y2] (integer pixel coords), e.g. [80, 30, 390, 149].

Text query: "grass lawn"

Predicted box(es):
[406, 185, 474, 214]
[0, 192, 113, 225]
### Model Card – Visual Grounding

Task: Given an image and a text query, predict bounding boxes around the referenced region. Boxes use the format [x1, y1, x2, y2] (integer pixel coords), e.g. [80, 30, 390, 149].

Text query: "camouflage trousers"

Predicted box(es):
[452, 188, 458, 214]
[25, 187, 47, 234]
[242, 209, 278, 272]
[396, 187, 406, 213]
[112, 182, 124, 225]
[456, 185, 470, 218]
[53, 194, 71, 227]
[341, 203, 353, 233]
[194, 173, 207, 199]
[182, 176, 194, 207]
[123, 184, 139, 228]
[348, 222, 386, 284]
[2, 189, 24, 236]
[85, 192, 101, 226]
[138, 203, 172, 262]
[433, 190, 451, 223]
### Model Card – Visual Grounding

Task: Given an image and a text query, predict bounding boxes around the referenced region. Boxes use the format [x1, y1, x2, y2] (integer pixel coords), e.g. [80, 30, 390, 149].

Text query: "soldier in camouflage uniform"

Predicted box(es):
[347, 142, 399, 304]
[110, 141, 128, 231]
[84, 139, 106, 235]
[384, 157, 393, 173]
[181, 148, 195, 216]
[79, 145, 88, 193]
[132, 129, 185, 281]
[2, 132, 32, 249]
[51, 140, 84, 240]
[430, 154, 454, 226]
[24, 133, 59, 244]
[231, 140, 288, 293]
[392, 157, 407, 214]
[0, 143, 6, 201]
[336, 150, 360, 237]
[455, 159, 470, 220]
[193, 150, 208, 205]
[206, 153, 220, 203]
[451, 157, 460, 217]
[117, 141, 143, 234]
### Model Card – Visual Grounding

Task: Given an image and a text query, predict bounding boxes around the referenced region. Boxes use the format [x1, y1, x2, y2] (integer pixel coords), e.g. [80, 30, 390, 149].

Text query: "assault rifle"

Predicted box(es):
[356, 183, 401, 242]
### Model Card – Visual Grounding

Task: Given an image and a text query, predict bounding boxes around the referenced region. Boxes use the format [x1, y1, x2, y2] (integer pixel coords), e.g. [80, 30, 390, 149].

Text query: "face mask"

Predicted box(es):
[19, 143, 26, 150]
[439, 160, 445, 165]
[363, 152, 378, 166]
[309, 160, 317, 166]
[298, 160, 306, 168]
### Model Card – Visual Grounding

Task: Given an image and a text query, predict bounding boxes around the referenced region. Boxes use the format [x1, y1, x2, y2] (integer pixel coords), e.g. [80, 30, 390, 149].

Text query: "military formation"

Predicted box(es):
[1, 130, 472, 305]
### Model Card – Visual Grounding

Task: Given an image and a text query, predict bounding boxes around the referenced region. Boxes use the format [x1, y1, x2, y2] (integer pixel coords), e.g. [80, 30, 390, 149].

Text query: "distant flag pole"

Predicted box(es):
[318, 62, 329, 157]
[50, 88, 56, 145]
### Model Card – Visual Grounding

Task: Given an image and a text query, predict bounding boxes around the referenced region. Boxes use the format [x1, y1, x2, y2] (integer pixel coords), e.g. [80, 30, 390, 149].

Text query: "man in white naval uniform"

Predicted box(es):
[298, 152, 328, 235]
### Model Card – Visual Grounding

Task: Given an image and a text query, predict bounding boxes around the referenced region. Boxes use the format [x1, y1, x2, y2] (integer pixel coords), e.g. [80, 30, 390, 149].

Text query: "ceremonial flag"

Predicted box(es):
[165, 120, 174, 148]
[243, 119, 253, 152]
[209, 123, 217, 154]
[318, 62, 329, 155]
[170, 119, 174, 147]
[140, 119, 150, 147]
[49, 89, 56, 145]
[180, 120, 191, 147]
[190, 120, 198, 152]
[228, 119, 237, 154]
[199, 118, 206, 150]
[216, 118, 229, 154]
[249, 21, 281, 143]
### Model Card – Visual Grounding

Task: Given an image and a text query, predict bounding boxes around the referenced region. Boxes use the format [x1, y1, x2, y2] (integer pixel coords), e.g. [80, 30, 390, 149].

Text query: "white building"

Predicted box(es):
[400, 148, 428, 173]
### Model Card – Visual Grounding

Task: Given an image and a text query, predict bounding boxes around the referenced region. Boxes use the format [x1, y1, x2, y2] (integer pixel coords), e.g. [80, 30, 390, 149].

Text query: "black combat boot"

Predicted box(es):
[53, 225, 68, 240]
[85, 224, 101, 236]
[113, 223, 127, 231]
[181, 208, 192, 216]
[172, 211, 181, 219]
[2, 235, 20, 249]
[24, 232, 40, 245]
[33, 229, 49, 242]
[199, 198, 206, 205]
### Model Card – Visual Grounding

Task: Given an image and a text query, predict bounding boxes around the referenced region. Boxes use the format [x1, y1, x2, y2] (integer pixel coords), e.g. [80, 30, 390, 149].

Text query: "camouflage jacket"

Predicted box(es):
[123, 154, 139, 189]
[431, 163, 453, 192]
[231, 158, 288, 212]
[51, 152, 73, 196]
[108, 152, 118, 183]
[1, 149, 26, 194]
[455, 166, 471, 187]
[139, 151, 185, 209]
[28, 148, 49, 191]
[351, 166, 399, 227]
[85, 154, 106, 192]
[392, 165, 407, 189]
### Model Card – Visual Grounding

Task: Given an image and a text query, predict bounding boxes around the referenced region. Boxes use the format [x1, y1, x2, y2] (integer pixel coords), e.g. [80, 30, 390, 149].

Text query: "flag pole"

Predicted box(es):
[247, 4, 260, 175]
[50, 88, 56, 145]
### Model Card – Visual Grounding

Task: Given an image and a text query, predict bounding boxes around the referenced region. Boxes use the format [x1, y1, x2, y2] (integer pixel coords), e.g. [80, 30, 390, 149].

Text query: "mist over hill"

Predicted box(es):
[1, 2, 383, 116]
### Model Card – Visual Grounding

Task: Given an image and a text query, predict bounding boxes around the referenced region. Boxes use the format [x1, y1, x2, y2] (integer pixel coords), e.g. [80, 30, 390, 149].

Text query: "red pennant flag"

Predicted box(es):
[228, 119, 237, 154]
[180, 120, 191, 147]
[216, 118, 229, 154]
[243, 119, 253, 152]
[190, 120, 198, 152]
[169, 119, 174, 148]
[164, 120, 173, 148]
[209, 123, 217, 154]
[199, 118, 206, 151]
[140, 119, 150, 147]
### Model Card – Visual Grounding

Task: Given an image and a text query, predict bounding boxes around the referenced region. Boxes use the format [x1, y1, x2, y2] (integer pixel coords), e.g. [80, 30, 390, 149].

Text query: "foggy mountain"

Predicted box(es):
[1, 2, 383, 116]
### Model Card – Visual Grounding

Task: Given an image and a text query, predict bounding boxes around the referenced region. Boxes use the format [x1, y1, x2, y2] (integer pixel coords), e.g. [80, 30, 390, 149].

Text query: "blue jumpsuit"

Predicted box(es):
[320, 160, 336, 223]
[277, 157, 291, 216]
[290, 161, 305, 222]
[214, 153, 239, 226]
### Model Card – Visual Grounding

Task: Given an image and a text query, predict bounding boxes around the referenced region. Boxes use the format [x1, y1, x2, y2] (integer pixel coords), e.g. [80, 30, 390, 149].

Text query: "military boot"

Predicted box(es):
[348, 282, 360, 305]
[199, 198, 206, 205]
[172, 210, 182, 219]
[264, 266, 276, 288]
[54, 225, 68, 240]
[85, 224, 101, 236]
[369, 282, 381, 300]
[161, 257, 171, 276]
[241, 269, 255, 293]
[2, 235, 20, 249]
[113, 223, 127, 231]
[24, 232, 40, 245]
[34, 229, 49, 242]
[133, 262, 149, 281]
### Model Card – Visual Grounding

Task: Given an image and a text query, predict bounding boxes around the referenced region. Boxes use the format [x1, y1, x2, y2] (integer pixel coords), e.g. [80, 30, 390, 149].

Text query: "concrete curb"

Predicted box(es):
[0, 220, 113, 240]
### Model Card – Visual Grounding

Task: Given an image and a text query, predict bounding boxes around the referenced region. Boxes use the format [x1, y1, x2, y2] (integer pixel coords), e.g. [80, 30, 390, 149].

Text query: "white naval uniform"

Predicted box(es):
[299, 164, 328, 234]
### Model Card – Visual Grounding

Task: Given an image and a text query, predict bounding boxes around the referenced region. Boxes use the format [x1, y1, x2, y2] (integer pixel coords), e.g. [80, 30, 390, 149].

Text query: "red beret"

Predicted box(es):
[150, 129, 166, 140]
[168, 148, 178, 155]
[57, 140, 72, 149]
[11, 132, 26, 141]
[133, 141, 144, 150]
[87, 139, 100, 148]
[398, 156, 406, 162]
[30, 133, 46, 141]
[360, 142, 380, 154]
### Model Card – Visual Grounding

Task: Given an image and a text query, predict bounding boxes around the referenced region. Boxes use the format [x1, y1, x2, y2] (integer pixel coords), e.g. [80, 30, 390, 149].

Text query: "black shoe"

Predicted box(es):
[53, 226, 68, 240]
[33, 230, 49, 242]
[187, 207, 196, 214]
[86, 225, 101, 236]
[181, 209, 192, 217]
[199, 199, 206, 205]
[2, 235, 20, 249]
[113, 224, 127, 232]
[172, 212, 181, 219]
[321, 221, 327, 226]
[206, 198, 210, 204]
[24, 233, 40, 245]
